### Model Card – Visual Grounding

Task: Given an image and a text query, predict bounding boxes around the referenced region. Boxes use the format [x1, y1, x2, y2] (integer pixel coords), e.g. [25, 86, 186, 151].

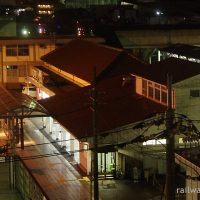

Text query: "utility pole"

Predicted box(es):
[166, 74, 175, 200]
[91, 67, 99, 200]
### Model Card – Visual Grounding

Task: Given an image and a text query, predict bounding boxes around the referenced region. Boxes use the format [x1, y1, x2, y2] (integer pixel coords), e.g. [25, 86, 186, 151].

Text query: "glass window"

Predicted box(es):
[6, 65, 18, 78]
[142, 79, 147, 96]
[148, 82, 154, 98]
[155, 84, 160, 101]
[6, 65, 18, 70]
[155, 88, 160, 101]
[161, 91, 167, 103]
[190, 90, 200, 97]
[6, 45, 17, 56]
[6, 45, 29, 56]
[18, 45, 29, 56]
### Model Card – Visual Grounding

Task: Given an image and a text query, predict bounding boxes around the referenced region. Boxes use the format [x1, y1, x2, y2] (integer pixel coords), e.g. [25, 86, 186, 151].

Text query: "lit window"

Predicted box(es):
[179, 138, 184, 143]
[139, 77, 173, 106]
[143, 139, 166, 145]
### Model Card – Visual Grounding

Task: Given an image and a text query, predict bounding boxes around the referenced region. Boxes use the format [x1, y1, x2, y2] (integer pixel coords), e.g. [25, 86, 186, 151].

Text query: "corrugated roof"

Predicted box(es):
[131, 57, 200, 85]
[160, 44, 200, 60]
[39, 76, 166, 139]
[41, 39, 147, 83]
[0, 85, 21, 114]
[0, 84, 48, 116]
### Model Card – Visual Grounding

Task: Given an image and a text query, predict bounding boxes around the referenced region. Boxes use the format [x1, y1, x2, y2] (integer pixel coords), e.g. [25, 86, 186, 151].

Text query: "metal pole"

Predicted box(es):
[20, 107, 24, 149]
[20, 118, 24, 149]
[91, 67, 99, 200]
[166, 74, 175, 200]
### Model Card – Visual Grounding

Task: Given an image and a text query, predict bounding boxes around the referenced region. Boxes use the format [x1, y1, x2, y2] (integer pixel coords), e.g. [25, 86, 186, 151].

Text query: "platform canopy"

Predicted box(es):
[0, 84, 49, 119]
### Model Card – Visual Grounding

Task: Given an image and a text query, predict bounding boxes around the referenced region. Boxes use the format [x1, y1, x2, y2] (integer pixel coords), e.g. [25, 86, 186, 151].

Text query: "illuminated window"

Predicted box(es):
[140, 77, 172, 106]
[179, 138, 184, 143]
[143, 139, 166, 145]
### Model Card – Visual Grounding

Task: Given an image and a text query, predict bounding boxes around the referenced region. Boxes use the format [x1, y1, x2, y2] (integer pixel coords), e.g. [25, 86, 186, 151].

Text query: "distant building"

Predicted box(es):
[0, 36, 104, 91]
[65, 0, 120, 8]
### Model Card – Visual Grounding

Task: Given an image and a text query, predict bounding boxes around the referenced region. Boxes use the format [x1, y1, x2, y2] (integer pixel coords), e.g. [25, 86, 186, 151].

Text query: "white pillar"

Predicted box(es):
[158, 50, 161, 62]
[87, 150, 92, 175]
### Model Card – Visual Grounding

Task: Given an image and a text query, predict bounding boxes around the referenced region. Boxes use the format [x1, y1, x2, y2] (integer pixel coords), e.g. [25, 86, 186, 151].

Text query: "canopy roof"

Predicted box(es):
[0, 84, 49, 118]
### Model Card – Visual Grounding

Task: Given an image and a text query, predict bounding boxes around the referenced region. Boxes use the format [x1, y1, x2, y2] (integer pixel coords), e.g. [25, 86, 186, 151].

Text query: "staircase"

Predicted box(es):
[175, 146, 200, 200]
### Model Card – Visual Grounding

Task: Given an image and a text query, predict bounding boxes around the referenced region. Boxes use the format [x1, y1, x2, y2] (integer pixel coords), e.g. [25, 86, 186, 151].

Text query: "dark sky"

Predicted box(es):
[125, 0, 200, 16]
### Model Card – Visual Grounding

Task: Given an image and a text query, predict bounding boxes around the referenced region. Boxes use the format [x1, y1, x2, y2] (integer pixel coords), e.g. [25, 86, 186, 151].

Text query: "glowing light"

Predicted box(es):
[155, 10, 163, 16]
[21, 27, 30, 36]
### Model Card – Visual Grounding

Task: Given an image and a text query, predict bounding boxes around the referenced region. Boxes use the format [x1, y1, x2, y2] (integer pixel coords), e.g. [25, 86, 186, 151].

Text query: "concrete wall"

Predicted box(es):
[2, 44, 55, 64]
[174, 75, 200, 130]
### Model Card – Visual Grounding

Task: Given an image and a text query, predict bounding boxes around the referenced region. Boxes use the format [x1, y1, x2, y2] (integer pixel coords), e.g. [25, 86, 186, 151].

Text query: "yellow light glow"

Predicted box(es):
[24, 140, 36, 145]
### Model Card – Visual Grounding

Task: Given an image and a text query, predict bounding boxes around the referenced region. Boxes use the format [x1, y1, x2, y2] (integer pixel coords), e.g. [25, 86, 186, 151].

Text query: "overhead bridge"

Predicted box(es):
[115, 25, 200, 48]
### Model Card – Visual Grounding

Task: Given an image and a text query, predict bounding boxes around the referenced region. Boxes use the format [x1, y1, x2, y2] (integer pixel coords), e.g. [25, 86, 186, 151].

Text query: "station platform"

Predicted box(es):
[0, 119, 162, 200]
[15, 119, 91, 200]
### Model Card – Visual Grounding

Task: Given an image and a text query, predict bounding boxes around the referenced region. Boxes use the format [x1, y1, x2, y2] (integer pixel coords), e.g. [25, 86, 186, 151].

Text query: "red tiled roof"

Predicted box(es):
[41, 39, 122, 83]
[39, 76, 166, 139]
[131, 57, 200, 85]
[41, 39, 147, 83]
